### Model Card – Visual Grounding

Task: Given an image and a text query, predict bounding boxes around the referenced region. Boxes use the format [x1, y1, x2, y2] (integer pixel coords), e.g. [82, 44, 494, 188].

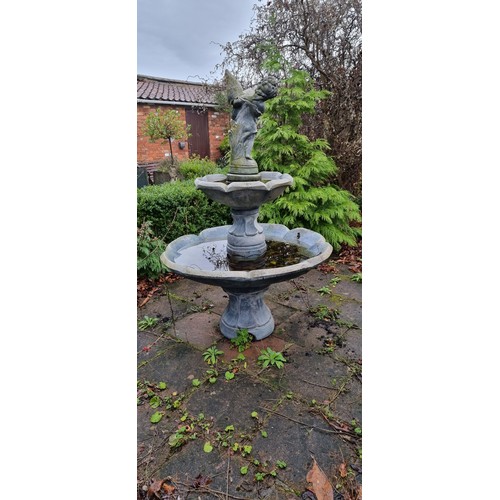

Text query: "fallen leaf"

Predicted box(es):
[192, 474, 212, 488]
[161, 480, 176, 494]
[306, 457, 334, 500]
[139, 296, 152, 308]
[339, 462, 348, 478]
[146, 479, 164, 498]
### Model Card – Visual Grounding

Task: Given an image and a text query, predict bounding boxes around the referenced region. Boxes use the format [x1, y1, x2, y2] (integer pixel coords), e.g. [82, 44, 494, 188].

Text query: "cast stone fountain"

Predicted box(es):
[161, 71, 333, 340]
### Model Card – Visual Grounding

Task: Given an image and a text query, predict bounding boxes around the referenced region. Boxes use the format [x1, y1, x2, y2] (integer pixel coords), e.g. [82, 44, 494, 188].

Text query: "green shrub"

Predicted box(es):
[218, 135, 230, 155]
[137, 221, 167, 279]
[178, 155, 223, 179]
[217, 135, 231, 168]
[254, 69, 361, 251]
[137, 180, 231, 245]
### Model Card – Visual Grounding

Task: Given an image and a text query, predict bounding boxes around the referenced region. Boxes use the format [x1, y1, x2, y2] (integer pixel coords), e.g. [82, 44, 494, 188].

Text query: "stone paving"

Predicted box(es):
[137, 262, 362, 499]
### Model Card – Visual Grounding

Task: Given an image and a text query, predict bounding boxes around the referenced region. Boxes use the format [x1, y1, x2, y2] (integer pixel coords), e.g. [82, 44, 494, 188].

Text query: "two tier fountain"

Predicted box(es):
[161, 71, 333, 340]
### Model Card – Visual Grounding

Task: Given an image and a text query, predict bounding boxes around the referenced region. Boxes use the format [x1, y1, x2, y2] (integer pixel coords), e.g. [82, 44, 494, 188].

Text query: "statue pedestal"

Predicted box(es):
[227, 159, 260, 181]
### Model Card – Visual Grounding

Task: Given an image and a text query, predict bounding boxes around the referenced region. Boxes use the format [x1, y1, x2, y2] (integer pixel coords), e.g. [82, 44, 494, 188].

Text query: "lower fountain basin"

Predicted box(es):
[161, 224, 333, 341]
[161, 224, 333, 290]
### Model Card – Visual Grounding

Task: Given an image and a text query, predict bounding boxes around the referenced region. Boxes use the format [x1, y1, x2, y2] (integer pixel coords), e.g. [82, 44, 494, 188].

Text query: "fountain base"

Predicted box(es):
[220, 286, 274, 340]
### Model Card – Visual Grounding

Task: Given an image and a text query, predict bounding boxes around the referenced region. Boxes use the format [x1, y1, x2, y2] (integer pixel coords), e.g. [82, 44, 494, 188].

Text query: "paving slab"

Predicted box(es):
[167, 311, 222, 349]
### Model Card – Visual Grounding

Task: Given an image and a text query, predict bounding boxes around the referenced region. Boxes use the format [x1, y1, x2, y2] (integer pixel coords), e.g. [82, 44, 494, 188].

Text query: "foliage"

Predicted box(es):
[351, 272, 362, 282]
[143, 108, 190, 166]
[150, 411, 164, 424]
[218, 0, 362, 195]
[137, 221, 167, 279]
[217, 135, 231, 168]
[309, 305, 340, 322]
[203, 346, 224, 365]
[254, 69, 361, 251]
[258, 348, 286, 369]
[137, 180, 231, 245]
[143, 108, 189, 143]
[218, 135, 230, 155]
[178, 155, 224, 179]
[230, 328, 253, 352]
[138, 315, 159, 331]
[156, 156, 181, 173]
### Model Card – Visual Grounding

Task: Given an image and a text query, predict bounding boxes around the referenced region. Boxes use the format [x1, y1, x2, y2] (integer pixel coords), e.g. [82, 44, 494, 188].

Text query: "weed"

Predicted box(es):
[310, 304, 340, 321]
[330, 277, 341, 286]
[335, 318, 359, 329]
[203, 345, 223, 365]
[351, 272, 362, 282]
[336, 355, 362, 377]
[206, 368, 218, 383]
[317, 286, 332, 295]
[149, 395, 161, 408]
[351, 419, 362, 435]
[168, 426, 190, 448]
[242, 445, 252, 456]
[150, 411, 164, 424]
[258, 348, 287, 369]
[138, 315, 159, 331]
[230, 328, 253, 352]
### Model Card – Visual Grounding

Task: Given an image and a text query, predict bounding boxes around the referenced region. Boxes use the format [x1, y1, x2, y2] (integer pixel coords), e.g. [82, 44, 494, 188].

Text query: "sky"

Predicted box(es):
[137, 0, 257, 82]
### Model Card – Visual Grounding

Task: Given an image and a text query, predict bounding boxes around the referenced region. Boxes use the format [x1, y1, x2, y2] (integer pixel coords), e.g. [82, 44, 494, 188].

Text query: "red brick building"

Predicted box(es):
[137, 75, 229, 168]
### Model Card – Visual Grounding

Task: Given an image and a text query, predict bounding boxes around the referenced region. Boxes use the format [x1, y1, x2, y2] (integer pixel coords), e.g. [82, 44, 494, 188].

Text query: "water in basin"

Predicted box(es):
[174, 240, 313, 271]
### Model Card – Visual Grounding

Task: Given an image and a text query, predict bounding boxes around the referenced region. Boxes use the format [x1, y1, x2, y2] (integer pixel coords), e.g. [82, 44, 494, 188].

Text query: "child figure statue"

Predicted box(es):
[225, 70, 278, 181]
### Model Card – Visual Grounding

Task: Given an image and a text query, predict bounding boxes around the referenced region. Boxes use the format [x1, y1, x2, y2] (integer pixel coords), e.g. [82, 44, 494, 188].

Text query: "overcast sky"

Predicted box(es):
[138, 0, 257, 82]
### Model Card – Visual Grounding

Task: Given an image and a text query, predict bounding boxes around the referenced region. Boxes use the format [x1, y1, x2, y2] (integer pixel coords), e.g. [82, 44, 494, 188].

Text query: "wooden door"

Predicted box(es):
[185, 108, 210, 159]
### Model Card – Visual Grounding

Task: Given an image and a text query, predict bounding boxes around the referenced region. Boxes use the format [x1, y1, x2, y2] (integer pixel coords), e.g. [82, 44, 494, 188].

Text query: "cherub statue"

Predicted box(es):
[225, 70, 278, 178]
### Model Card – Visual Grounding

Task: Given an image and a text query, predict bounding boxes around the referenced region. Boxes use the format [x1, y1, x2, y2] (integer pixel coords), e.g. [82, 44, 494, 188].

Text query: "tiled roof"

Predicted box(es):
[137, 75, 218, 105]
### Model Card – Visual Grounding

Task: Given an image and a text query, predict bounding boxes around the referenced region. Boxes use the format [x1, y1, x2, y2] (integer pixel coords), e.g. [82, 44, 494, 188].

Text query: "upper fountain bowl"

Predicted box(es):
[194, 171, 293, 209]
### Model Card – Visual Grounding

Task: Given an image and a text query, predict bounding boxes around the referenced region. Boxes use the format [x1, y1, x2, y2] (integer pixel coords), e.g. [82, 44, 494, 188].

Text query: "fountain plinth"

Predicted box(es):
[160, 71, 333, 340]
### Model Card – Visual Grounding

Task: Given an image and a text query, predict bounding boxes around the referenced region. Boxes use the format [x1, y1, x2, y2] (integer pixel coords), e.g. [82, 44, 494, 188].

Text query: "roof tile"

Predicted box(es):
[137, 75, 218, 105]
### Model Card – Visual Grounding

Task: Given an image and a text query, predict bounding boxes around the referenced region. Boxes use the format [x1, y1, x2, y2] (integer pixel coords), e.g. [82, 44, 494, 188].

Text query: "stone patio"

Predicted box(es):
[137, 262, 362, 499]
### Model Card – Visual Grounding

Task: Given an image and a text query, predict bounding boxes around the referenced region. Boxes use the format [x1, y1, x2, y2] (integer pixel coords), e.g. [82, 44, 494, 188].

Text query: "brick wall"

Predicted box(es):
[137, 104, 189, 165]
[137, 103, 229, 165]
[208, 110, 230, 160]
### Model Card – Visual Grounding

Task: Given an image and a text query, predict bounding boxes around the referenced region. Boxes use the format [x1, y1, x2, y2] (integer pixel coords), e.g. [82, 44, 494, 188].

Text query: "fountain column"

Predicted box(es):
[226, 207, 266, 264]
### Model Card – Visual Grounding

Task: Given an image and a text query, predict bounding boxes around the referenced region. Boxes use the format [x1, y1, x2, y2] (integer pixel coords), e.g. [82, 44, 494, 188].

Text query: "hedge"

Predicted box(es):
[137, 180, 231, 245]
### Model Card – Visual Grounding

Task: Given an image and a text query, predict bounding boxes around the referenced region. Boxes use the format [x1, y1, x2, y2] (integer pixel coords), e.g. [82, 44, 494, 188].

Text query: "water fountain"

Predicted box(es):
[161, 71, 333, 340]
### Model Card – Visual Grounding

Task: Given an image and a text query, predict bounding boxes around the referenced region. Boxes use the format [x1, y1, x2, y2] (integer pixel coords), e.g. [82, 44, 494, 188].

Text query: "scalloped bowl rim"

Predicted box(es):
[161, 224, 333, 283]
[194, 172, 293, 193]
